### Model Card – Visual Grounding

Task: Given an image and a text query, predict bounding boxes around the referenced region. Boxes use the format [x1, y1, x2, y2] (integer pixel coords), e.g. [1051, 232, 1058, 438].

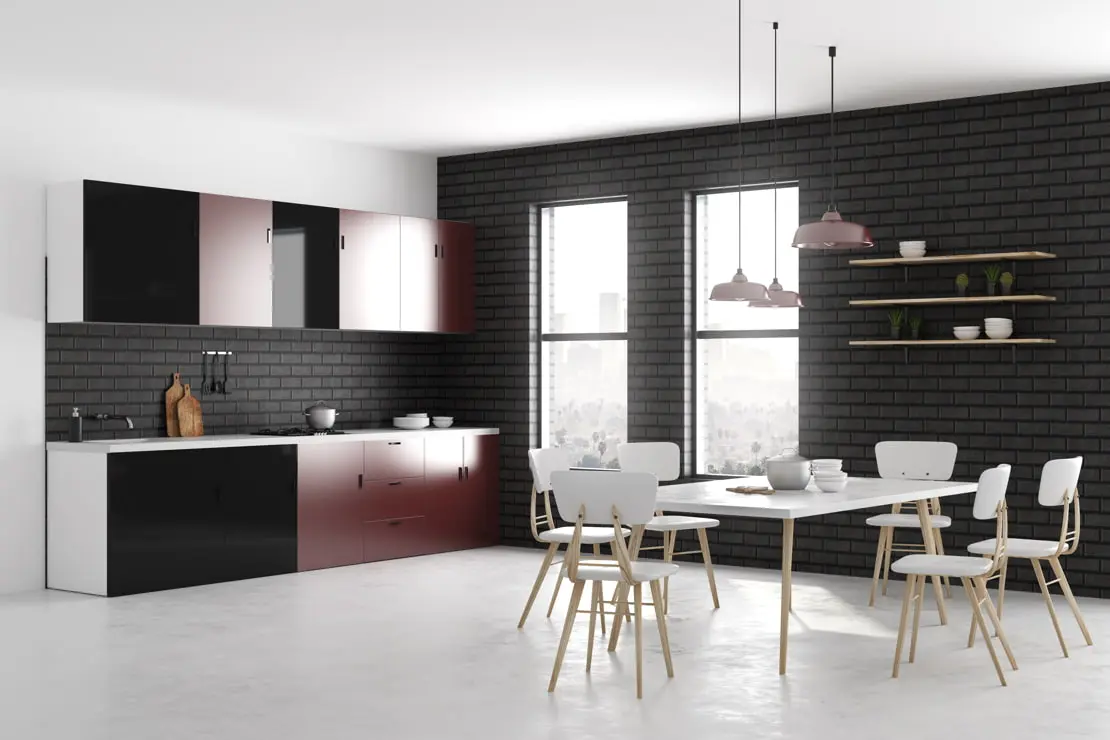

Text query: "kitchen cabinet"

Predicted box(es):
[364, 438, 425, 480]
[199, 193, 273, 327]
[399, 216, 439, 332]
[438, 220, 476, 333]
[106, 445, 297, 596]
[79, 180, 200, 325]
[424, 433, 500, 550]
[297, 442, 365, 571]
[363, 516, 432, 562]
[339, 211, 401, 330]
[273, 202, 340, 329]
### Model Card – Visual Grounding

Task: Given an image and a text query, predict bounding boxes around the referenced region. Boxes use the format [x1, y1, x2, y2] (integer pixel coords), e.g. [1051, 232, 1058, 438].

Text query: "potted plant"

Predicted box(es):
[909, 314, 923, 340]
[984, 263, 1003, 296]
[888, 308, 905, 340]
[1000, 271, 1014, 296]
[956, 273, 969, 297]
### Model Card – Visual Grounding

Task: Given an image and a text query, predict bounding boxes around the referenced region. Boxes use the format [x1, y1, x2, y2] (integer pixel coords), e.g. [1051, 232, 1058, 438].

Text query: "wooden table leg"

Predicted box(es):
[779, 518, 795, 676]
[916, 498, 948, 625]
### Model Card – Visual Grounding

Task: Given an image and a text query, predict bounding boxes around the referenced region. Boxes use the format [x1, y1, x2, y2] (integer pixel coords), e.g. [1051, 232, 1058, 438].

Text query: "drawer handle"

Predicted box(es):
[387, 442, 401, 446]
[388, 481, 402, 486]
[388, 520, 403, 527]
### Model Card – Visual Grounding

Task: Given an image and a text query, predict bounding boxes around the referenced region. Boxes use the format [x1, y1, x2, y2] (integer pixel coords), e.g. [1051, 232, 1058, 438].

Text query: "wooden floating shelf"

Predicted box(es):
[850, 339, 1056, 347]
[849, 294, 1056, 307]
[849, 250, 1056, 267]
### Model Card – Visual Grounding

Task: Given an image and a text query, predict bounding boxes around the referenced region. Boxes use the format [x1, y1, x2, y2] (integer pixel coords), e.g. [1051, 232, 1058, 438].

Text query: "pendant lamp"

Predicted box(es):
[710, 0, 769, 303]
[752, 21, 803, 308]
[791, 47, 873, 251]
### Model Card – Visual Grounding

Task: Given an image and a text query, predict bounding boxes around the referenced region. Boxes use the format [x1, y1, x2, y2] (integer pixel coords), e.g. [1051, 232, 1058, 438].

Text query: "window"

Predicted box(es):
[540, 200, 628, 468]
[695, 186, 800, 475]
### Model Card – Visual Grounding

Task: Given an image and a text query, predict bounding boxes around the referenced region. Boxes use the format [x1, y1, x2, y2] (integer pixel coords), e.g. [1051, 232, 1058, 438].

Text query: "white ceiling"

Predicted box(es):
[3, 0, 1110, 155]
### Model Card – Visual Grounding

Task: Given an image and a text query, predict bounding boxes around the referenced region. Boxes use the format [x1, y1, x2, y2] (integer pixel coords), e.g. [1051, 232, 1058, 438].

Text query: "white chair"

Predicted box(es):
[891, 464, 1016, 686]
[617, 442, 720, 611]
[867, 441, 959, 606]
[547, 470, 677, 699]
[517, 447, 628, 629]
[967, 456, 1091, 657]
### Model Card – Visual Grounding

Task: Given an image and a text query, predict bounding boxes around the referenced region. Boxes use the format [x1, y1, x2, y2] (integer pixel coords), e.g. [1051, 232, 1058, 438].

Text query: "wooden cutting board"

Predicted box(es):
[165, 372, 184, 437]
[177, 384, 204, 437]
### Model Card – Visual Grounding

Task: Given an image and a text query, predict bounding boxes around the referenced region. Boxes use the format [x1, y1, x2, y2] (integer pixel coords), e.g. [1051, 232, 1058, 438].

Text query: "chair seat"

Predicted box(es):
[865, 513, 952, 529]
[892, 554, 993, 577]
[539, 526, 629, 545]
[646, 515, 720, 532]
[967, 538, 1061, 559]
[574, 560, 680, 583]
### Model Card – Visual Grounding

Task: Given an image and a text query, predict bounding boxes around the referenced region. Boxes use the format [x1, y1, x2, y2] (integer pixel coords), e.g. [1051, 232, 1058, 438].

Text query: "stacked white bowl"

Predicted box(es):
[394, 413, 431, 430]
[899, 241, 927, 258]
[812, 459, 848, 492]
[432, 416, 454, 428]
[984, 317, 1013, 339]
[953, 325, 981, 340]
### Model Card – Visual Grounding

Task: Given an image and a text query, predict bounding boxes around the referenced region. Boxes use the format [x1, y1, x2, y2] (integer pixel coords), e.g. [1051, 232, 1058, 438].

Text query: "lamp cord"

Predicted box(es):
[737, 0, 744, 271]
[829, 46, 836, 212]
[772, 21, 779, 283]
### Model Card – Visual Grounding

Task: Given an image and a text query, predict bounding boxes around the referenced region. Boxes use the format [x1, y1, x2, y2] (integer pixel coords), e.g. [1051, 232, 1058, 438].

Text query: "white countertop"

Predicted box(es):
[47, 427, 500, 454]
[655, 475, 977, 520]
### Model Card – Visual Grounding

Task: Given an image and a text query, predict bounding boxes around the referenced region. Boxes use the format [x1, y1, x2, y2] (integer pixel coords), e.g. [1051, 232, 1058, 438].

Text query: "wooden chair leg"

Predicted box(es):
[634, 582, 644, 699]
[662, 531, 676, 615]
[934, 529, 952, 597]
[649, 579, 674, 677]
[892, 574, 915, 678]
[591, 543, 607, 635]
[696, 527, 720, 609]
[546, 558, 566, 618]
[966, 577, 1007, 687]
[608, 583, 629, 652]
[909, 570, 926, 664]
[975, 577, 1018, 671]
[586, 582, 600, 673]
[881, 530, 894, 596]
[518, 543, 559, 628]
[869, 527, 889, 607]
[548, 580, 585, 693]
[1031, 558, 1069, 658]
[996, 555, 1009, 620]
[1050, 557, 1093, 646]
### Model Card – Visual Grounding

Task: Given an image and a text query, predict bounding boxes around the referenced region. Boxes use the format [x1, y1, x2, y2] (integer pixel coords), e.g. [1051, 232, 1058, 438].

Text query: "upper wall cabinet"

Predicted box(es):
[47, 179, 474, 333]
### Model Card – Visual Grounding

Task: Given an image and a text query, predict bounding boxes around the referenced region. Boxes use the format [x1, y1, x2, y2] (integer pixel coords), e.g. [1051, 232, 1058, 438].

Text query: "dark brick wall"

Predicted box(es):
[45, 323, 450, 440]
[439, 80, 1110, 597]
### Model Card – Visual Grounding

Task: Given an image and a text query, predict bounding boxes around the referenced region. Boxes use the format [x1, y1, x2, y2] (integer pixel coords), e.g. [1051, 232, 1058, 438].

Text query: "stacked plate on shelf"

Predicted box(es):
[985, 317, 1013, 339]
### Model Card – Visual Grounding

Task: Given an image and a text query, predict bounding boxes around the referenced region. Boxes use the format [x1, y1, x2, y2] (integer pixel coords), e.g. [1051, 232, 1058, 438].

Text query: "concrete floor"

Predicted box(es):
[1, 546, 1106, 739]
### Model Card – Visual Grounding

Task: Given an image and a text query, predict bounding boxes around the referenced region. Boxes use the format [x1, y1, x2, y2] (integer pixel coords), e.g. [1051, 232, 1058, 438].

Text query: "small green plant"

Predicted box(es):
[956, 273, 970, 288]
[888, 308, 905, 327]
[1000, 271, 1014, 286]
[983, 264, 1003, 283]
[909, 315, 923, 331]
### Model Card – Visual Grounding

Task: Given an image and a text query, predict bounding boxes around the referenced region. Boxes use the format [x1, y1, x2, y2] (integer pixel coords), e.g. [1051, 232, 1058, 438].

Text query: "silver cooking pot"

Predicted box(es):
[304, 402, 340, 430]
[765, 448, 811, 491]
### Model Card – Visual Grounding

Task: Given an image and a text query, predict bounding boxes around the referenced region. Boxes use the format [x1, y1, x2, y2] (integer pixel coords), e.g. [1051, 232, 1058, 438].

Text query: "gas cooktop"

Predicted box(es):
[251, 427, 347, 437]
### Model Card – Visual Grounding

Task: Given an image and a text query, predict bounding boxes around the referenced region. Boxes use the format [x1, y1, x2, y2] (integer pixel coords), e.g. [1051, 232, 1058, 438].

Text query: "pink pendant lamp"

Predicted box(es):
[710, 0, 769, 304]
[752, 21, 803, 309]
[792, 47, 873, 251]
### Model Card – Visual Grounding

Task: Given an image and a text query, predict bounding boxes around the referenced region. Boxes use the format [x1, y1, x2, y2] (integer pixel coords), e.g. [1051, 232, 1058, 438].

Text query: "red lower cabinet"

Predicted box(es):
[297, 442, 365, 571]
[363, 516, 432, 562]
[423, 433, 500, 551]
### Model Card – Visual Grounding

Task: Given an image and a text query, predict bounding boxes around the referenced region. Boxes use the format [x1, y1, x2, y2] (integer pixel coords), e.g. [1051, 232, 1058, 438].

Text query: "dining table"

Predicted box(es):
[653, 475, 978, 675]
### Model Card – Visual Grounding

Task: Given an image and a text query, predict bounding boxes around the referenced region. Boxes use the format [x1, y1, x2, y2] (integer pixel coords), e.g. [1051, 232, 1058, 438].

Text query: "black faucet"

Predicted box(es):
[91, 413, 134, 430]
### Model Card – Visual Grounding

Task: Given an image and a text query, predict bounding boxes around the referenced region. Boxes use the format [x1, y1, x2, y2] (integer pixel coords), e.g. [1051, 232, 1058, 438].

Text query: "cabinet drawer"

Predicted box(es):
[364, 439, 424, 480]
[363, 516, 431, 562]
[364, 478, 425, 521]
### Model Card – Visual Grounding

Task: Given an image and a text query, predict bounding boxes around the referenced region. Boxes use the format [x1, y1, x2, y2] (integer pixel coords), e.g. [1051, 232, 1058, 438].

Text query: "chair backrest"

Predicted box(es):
[528, 446, 571, 492]
[550, 470, 659, 526]
[617, 442, 680, 482]
[972, 464, 1012, 520]
[875, 441, 957, 481]
[1038, 456, 1083, 507]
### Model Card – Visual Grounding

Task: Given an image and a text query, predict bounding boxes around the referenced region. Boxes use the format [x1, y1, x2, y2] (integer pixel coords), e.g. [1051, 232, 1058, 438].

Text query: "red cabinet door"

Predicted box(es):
[339, 210, 401, 330]
[199, 193, 273, 327]
[423, 435, 467, 550]
[464, 434, 500, 547]
[399, 216, 439, 331]
[438, 220, 475, 333]
[297, 442, 365, 571]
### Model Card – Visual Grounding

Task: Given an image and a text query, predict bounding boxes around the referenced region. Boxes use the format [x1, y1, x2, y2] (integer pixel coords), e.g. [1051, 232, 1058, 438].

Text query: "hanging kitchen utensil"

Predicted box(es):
[222, 352, 230, 395]
[201, 353, 209, 395]
[176, 384, 204, 437]
[165, 372, 184, 437]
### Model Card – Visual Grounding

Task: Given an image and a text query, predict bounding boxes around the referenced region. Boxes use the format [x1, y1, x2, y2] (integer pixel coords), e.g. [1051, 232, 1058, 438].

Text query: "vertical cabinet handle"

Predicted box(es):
[266, 227, 271, 244]
[464, 466, 470, 480]
[458, 467, 463, 481]
[340, 234, 345, 250]
[358, 473, 363, 489]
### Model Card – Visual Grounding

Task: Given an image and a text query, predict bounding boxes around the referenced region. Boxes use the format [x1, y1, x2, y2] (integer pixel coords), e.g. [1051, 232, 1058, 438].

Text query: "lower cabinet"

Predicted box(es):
[296, 441, 365, 571]
[107, 446, 297, 596]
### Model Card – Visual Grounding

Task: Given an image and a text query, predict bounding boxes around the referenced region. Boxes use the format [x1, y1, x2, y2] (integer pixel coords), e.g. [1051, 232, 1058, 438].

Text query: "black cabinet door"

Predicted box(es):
[107, 449, 223, 596]
[217, 445, 298, 581]
[83, 180, 199, 324]
[273, 202, 340, 329]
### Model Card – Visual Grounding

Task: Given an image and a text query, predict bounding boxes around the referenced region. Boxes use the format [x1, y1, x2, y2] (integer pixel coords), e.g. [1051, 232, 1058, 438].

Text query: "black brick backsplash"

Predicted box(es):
[439, 80, 1110, 597]
[46, 324, 451, 440]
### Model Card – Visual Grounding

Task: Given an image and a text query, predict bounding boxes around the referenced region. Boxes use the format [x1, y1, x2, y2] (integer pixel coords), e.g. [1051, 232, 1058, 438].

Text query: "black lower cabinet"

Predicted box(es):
[107, 446, 297, 596]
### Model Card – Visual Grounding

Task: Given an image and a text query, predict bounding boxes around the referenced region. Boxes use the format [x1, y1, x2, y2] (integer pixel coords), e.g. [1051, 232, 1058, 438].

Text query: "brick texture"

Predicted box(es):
[439, 81, 1110, 598]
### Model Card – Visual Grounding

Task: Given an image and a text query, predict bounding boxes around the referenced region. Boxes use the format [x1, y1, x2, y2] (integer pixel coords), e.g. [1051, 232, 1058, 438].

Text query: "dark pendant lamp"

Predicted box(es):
[710, 0, 769, 303]
[791, 46, 873, 251]
[752, 21, 803, 308]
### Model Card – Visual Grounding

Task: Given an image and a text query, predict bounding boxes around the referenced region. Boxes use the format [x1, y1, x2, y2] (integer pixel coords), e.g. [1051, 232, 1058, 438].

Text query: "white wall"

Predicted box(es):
[0, 86, 437, 594]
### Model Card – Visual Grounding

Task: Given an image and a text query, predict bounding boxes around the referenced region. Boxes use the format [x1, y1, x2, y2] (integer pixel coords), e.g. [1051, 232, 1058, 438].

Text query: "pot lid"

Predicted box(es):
[305, 401, 336, 411]
[767, 447, 808, 463]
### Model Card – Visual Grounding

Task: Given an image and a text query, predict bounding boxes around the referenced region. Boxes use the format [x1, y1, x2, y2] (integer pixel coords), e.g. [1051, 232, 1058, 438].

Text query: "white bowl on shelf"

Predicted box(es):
[816, 477, 849, 493]
[394, 416, 431, 430]
[985, 327, 1014, 339]
[953, 326, 981, 340]
[407, 412, 429, 418]
[432, 416, 454, 428]
[899, 241, 927, 258]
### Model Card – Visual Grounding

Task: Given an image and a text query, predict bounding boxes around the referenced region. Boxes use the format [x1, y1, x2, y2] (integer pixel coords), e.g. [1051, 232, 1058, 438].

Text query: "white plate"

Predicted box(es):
[393, 417, 431, 429]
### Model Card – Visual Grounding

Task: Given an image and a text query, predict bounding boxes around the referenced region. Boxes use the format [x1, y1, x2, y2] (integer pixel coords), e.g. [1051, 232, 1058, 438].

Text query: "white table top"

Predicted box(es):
[655, 476, 977, 520]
